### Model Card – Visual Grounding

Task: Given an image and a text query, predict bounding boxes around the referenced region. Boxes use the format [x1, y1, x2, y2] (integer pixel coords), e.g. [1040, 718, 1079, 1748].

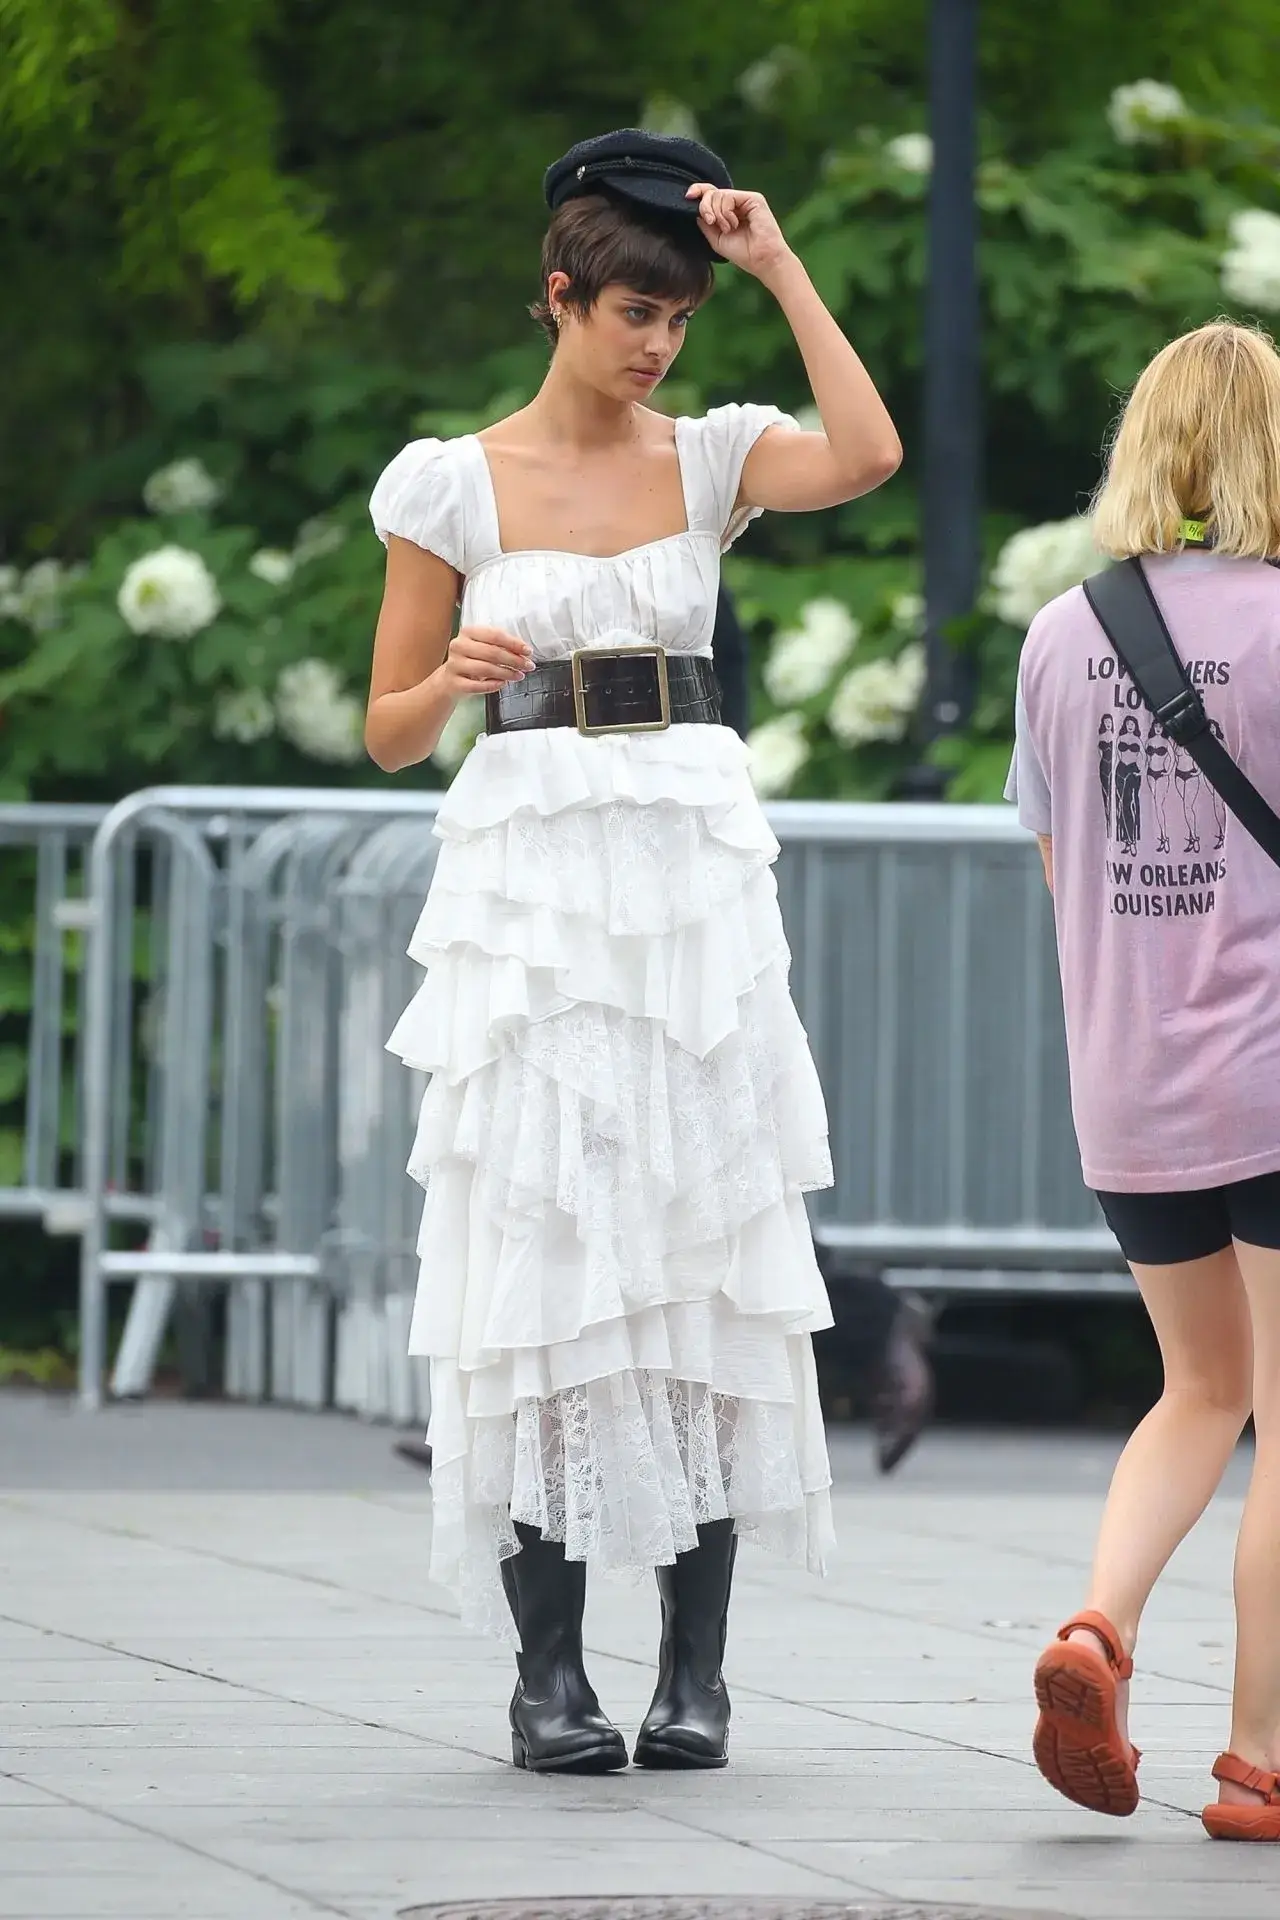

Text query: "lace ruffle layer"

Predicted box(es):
[430, 1362, 835, 1643]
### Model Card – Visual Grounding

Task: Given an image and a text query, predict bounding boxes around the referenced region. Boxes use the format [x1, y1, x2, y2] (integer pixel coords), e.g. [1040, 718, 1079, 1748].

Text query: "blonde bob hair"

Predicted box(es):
[1092, 320, 1280, 560]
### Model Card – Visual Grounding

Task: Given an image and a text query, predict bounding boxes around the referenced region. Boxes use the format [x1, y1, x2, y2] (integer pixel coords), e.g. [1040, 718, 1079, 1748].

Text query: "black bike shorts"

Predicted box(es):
[1095, 1170, 1280, 1267]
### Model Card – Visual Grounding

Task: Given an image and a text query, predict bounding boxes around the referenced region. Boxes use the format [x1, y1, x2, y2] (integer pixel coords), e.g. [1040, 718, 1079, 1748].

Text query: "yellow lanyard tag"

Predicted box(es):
[1179, 517, 1209, 546]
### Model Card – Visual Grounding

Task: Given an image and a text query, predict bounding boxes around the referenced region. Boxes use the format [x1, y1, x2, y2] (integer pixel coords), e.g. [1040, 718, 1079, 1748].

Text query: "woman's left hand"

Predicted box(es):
[686, 185, 794, 283]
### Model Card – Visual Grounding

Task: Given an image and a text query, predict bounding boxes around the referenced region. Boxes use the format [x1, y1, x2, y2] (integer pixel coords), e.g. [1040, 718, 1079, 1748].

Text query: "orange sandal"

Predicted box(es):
[1202, 1753, 1280, 1840]
[1033, 1609, 1141, 1816]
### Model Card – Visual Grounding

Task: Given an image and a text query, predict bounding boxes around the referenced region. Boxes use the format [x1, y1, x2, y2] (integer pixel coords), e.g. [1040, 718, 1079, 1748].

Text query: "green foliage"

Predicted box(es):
[701, 89, 1280, 799]
[3, 0, 1280, 813]
[0, 0, 118, 141]
[0, 1345, 75, 1387]
[0, 0, 340, 305]
[784, 0, 1280, 145]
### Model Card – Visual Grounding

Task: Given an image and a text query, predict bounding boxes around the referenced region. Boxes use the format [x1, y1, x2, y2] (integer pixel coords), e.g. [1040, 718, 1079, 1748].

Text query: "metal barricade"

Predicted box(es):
[333, 817, 441, 1425]
[771, 801, 1123, 1292]
[0, 804, 110, 1228]
[76, 786, 443, 1408]
[66, 785, 1124, 1412]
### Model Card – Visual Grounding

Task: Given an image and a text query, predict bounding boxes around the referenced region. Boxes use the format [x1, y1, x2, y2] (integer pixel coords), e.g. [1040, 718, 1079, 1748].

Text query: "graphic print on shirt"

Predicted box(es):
[1097, 714, 1114, 837]
[1087, 648, 1229, 918]
[1207, 720, 1229, 850]
[1173, 739, 1203, 853]
[1144, 718, 1171, 853]
[1113, 715, 1143, 856]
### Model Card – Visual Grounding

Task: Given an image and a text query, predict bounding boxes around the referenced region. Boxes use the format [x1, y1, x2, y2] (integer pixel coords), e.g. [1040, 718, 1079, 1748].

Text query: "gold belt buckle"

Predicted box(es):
[571, 645, 671, 736]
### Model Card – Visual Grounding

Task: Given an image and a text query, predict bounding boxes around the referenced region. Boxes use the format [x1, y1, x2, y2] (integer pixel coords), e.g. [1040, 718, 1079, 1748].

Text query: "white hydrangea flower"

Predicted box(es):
[890, 590, 925, 635]
[1221, 208, 1280, 313]
[894, 640, 927, 708]
[6, 559, 72, 632]
[829, 646, 925, 747]
[432, 696, 485, 775]
[118, 546, 221, 639]
[641, 96, 701, 141]
[142, 457, 222, 516]
[763, 597, 860, 704]
[275, 659, 364, 764]
[249, 548, 296, 586]
[737, 46, 804, 113]
[214, 687, 275, 745]
[989, 516, 1102, 628]
[1107, 80, 1187, 146]
[885, 132, 933, 175]
[747, 712, 810, 798]
[293, 516, 347, 566]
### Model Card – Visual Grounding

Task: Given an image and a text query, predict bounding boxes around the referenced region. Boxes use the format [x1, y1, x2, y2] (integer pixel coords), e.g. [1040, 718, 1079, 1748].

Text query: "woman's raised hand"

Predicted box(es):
[439, 625, 533, 697]
[685, 184, 793, 284]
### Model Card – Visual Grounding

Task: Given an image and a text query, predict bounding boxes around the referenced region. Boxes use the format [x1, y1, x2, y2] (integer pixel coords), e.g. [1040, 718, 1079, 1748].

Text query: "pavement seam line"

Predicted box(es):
[0, 1491, 464, 1627]
[837, 1503, 1243, 1604]
[600, 1797, 907, 1898]
[0, 1765, 357, 1918]
[0, 1606, 531, 1775]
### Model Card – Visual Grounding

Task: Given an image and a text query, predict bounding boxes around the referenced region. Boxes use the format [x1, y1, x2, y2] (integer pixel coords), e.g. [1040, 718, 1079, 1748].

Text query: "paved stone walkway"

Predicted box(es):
[0, 1393, 1267, 1920]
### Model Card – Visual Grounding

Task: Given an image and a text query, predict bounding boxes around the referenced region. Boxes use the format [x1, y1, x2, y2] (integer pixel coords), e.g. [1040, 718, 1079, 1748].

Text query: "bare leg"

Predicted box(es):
[1180, 772, 1202, 853]
[1151, 774, 1170, 853]
[1066, 1248, 1251, 1746]
[1216, 1239, 1280, 1808]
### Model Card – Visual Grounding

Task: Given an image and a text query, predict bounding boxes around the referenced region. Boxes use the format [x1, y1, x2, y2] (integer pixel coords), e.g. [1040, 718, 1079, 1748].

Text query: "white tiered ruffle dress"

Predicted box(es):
[371, 403, 836, 1640]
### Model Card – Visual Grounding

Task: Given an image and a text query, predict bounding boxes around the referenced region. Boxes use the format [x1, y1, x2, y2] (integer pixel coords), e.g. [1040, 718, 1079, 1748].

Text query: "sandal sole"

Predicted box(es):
[1202, 1805, 1280, 1841]
[1033, 1643, 1139, 1817]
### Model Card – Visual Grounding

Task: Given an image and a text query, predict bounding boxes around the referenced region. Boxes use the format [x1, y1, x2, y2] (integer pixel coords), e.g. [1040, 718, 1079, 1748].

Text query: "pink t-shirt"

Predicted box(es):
[1006, 551, 1280, 1192]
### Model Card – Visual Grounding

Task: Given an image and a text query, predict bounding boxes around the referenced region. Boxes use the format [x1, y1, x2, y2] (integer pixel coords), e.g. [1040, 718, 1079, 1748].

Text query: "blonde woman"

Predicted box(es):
[1006, 321, 1280, 1839]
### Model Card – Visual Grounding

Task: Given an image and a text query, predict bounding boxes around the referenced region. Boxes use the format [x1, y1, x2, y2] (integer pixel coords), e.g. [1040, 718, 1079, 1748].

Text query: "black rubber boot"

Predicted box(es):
[633, 1518, 737, 1768]
[500, 1523, 628, 1773]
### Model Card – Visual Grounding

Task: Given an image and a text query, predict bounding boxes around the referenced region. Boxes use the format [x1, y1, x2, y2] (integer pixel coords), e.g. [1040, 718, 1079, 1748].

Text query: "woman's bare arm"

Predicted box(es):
[741, 253, 902, 509]
[687, 184, 903, 512]
[1038, 834, 1054, 894]
[365, 538, 530, 772]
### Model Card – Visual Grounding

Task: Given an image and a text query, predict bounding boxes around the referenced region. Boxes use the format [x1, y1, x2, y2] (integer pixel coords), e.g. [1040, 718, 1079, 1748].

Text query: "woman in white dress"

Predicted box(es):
[365, 129, 901, 1774]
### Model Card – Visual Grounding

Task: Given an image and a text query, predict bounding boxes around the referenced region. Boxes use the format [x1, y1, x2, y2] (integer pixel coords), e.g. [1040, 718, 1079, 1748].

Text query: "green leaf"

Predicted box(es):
[930, 736, 1017, 803]
[0, 1127, 23, 1187]
[0, 1043, 27, 1103]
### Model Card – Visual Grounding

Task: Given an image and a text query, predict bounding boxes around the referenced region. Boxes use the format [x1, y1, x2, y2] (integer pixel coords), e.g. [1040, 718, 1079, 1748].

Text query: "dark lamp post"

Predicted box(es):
[898, 0, 981, 801]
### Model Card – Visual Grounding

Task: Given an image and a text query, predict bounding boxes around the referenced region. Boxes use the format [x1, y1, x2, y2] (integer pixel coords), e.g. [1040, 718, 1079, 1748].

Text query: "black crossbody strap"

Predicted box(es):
[1082, 557, 1280, 871]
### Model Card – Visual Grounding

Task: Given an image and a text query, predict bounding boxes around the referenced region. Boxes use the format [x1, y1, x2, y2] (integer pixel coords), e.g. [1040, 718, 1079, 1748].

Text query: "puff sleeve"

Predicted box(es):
[368, 438, 464, 573]
[685, 402, 801, 551]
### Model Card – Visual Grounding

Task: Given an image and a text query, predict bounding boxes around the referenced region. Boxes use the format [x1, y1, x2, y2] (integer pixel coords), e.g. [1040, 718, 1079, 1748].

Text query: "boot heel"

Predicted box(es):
[511, 1731, 529, 1770]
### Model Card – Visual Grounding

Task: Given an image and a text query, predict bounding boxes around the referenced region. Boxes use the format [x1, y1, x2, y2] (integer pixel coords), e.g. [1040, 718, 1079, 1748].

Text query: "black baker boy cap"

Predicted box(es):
[543, 128, 733, 223]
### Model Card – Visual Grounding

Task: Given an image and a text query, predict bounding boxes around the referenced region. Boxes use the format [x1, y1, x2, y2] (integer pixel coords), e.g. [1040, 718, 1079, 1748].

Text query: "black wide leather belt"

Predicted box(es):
[485, 646, 722, 737]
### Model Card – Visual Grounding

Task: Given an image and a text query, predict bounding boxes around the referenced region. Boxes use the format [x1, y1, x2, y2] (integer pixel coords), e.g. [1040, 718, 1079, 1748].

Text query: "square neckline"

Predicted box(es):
[467, 418, 709, 567]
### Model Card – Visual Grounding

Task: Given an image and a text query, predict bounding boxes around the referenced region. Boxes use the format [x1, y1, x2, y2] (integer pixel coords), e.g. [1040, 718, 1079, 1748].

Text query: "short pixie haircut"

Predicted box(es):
[530, 193, 715, 347]
[1092, 321, 1280, 559]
